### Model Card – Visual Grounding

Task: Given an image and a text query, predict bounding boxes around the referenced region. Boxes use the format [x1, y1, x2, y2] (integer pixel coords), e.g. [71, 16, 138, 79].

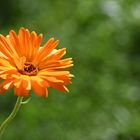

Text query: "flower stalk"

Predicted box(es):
[0, 96, 24, 138]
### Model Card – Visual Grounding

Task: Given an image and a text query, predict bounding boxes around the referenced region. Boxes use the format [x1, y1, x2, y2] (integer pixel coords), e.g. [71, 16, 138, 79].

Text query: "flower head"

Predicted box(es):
[0, 27, 73, 97]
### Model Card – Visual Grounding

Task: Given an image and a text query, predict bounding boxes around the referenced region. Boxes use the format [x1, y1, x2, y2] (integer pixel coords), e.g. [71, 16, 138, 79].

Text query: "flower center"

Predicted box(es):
[19, 62, 38, 76]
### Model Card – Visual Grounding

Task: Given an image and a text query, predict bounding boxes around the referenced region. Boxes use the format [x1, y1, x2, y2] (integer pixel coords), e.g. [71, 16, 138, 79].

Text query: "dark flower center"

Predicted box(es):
[19, 62, 38, 76]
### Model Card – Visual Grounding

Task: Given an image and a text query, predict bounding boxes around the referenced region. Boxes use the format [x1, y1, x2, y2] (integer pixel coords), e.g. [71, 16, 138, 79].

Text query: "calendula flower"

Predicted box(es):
[0, 27, 73, 97]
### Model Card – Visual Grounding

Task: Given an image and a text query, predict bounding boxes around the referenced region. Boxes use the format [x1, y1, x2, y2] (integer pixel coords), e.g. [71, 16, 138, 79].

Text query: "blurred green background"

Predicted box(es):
[0, 0, 140, 139]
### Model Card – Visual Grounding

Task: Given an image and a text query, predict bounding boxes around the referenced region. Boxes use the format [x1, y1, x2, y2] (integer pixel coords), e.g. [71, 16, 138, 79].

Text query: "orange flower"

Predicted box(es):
[0, 27, 73, 97]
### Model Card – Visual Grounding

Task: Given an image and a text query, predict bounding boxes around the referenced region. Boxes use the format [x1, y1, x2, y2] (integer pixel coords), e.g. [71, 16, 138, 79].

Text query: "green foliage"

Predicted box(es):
[0, 0, 140, 139]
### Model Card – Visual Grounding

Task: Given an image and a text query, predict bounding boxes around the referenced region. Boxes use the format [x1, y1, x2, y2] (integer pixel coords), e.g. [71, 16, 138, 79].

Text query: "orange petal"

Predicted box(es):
[31, 80, 48, 97]
[39, 76, 64, 83]
[14, 86, 29, 96]
[0, 79, 14, 94]
[38, 70, 70, 76]
[49, 82, 69, 92]
[33, 38, 59, 65]
[8, 30, 22, 56]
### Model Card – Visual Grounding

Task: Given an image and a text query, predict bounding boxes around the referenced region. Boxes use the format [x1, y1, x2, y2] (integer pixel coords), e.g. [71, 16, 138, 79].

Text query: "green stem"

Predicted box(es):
[0, 96, 24, 138]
